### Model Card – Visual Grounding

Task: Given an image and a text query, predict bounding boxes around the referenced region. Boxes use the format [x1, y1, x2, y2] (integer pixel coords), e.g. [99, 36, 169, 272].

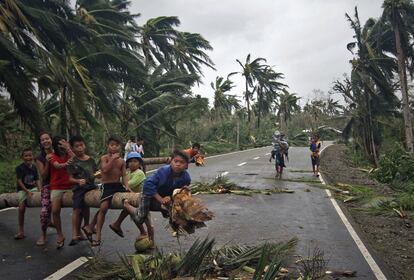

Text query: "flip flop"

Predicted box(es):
[91, 240, 101, 247]
[14, 233, 25, 240]
[56, 238, 65, 250]
[109, 224, 124, 238]
[81, 226, 93, 242]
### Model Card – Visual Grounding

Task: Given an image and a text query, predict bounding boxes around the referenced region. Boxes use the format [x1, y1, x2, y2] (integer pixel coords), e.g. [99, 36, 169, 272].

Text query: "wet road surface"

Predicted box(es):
[0, 145, 381, 279]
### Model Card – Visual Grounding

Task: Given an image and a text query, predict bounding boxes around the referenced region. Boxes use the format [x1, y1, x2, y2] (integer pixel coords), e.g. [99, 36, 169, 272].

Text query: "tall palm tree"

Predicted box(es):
[255, 66, 287, 128]
[211, 75, 240, 119]
[236, 54, 267, 122]
[380, 0, 414, 152]
[275, 89, 300, 132]
[342, 7, 398, 164]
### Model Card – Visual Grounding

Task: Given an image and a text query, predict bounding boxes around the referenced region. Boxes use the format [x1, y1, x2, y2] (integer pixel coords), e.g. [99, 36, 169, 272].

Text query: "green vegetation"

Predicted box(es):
[77, 237, 298, 280]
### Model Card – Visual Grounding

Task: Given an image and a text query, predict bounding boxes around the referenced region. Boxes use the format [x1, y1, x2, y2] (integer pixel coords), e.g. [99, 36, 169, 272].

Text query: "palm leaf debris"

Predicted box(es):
[191, 176, 295, 196]
[77, 237, 298, 280]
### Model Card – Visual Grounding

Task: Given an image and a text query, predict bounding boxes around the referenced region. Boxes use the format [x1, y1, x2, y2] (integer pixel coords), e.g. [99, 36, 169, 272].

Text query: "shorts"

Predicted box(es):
[17, 188, 38, 204]
[131, 195, 169, 226]
[275, 153, 286, 168]
[72, 184, 97, 209]
[100, 182, 125, 206]
[50, 189, 71, 201]
[311, 155, 320, 166]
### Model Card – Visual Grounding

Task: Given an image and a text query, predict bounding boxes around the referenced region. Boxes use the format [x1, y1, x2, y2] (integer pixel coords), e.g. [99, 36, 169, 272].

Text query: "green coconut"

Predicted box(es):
[134, 237, 152, 252]
[168, 253, 182, 268]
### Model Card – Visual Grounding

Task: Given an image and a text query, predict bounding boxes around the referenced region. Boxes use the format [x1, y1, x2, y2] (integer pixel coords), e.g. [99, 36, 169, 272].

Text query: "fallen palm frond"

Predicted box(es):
[77, 237, 298, 280]
[191, 176, 295, 196]
[167, 188, 214, 235]
[296, 248, 327, 280]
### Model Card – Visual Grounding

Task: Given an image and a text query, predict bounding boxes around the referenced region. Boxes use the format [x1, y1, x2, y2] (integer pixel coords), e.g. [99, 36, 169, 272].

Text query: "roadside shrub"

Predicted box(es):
[374, 143, 414, 186]
[0, 159, 19, 193]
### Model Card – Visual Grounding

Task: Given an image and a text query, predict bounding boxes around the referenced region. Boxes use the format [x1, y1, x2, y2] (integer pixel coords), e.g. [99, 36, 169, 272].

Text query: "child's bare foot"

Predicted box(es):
[136, 234, 148, 241]
[36, 235, 47, 246]
[14, 232, 25, 240]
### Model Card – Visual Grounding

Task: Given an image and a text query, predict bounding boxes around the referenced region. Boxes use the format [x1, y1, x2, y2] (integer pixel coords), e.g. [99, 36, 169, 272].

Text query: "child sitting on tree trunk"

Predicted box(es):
[67, 135, 97, 246]
[14, 148, 41, 240]
[122, 150, 191, 243]
[109, 152, 154, 243]
[82, 135, 131, 247]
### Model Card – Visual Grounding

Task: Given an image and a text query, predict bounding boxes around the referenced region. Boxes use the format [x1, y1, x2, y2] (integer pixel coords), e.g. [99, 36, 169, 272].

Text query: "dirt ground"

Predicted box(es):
[320, 144, 414, 280]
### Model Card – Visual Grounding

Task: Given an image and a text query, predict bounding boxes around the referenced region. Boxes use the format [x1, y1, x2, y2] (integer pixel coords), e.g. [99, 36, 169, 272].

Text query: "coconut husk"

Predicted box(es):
[169, 188, 214, 234]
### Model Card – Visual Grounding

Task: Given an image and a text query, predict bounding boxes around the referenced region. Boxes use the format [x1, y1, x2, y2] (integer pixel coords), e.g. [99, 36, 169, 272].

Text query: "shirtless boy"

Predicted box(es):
[83, 136, 131, 246]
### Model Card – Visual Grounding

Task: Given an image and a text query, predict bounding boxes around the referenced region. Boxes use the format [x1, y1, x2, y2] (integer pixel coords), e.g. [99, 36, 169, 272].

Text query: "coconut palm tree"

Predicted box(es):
[379, 0, 414, 153]
[275, 89, 300, 132]
[236, 54, 267, 122]
[211, 75, 240, 119]
[255, 66, 287, 128]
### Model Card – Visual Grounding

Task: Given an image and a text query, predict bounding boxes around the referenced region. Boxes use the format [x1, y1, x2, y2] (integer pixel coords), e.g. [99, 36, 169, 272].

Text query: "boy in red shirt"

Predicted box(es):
[49, 136, 74, 249]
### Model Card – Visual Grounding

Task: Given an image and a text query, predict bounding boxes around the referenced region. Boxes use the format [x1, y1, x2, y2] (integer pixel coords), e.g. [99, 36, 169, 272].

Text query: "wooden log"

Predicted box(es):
[142, 157, 169, 165]
[0, 190, 141, 209]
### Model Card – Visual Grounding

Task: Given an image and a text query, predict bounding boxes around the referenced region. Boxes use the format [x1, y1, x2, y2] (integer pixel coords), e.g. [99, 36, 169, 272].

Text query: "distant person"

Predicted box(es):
[49, 136, 75, 249]
[35, 132, 54, 246]
[269, 132, 289, 179]
[109, 152, 154, 243]
[14, 148, 41, 240]
[124, 136, 138, 160]
[183, 143, 204, 165]
[82, 135, 131, 247]
[122, 150, 191, 243]
[67, 135, 97, 246]
[310, 134, 322, 177]
[136, 137, 144, 157]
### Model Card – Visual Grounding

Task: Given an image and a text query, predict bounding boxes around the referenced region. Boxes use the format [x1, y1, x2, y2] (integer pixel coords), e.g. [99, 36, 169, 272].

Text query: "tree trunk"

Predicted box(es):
[245, 80, 251, 123]
[0, 190, 141, 209]
[236, 117, 240, 150]
[60, 86, 68, 138]
[395, 26, 414, 153]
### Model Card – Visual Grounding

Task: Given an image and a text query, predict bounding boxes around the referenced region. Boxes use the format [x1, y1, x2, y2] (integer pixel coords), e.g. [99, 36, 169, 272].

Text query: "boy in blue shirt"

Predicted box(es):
[123, 150, 191, 241]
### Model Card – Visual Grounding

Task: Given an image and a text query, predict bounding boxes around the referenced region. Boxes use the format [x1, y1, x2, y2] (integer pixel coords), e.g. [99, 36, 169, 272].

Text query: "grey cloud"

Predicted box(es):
[132, 0, 384, 104]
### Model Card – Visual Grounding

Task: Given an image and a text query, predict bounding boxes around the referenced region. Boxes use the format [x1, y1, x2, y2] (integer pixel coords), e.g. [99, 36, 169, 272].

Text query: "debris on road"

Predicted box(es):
[168, 188, 214, 235]
[191, 176, 295, 196]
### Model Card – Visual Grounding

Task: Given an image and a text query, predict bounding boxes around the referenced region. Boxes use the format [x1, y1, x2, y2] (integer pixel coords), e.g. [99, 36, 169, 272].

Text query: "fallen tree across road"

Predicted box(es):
[0, 190, 140, 209]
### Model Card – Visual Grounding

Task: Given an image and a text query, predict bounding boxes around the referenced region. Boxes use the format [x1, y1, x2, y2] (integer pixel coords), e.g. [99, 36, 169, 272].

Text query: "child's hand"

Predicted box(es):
[161, 196, 171, 205]
[26, 191, 33, 199]
[46, 154, 53, 161]
[58, 139, 71, 151]
[111, 153, 120, 160]
[78, 179, 86, 186]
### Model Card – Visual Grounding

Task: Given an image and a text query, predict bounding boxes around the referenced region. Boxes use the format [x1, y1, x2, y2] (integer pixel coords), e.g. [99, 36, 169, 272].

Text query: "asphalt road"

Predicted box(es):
[0, 145, 380, 279]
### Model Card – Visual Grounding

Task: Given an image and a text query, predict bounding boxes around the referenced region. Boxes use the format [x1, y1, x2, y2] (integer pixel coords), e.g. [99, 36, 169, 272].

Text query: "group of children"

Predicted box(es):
[15, 134, 192, 249]
[269, 131, 321, 178]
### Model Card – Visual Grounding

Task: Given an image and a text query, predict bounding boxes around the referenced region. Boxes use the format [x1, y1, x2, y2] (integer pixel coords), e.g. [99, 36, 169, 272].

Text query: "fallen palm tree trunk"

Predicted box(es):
[0, 190, 141, 209]
[142, 157, 169, 165]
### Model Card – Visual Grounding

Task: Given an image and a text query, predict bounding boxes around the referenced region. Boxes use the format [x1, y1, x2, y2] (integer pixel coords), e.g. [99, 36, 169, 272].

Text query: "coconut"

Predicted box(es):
[134, 237, 152, 252]
[168, 253, 182, 267]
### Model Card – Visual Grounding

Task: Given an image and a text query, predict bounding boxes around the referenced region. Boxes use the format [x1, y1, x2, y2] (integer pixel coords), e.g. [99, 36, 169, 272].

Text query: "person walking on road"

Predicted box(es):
[310, 134, 321, 177]
[269, 131, 289, 179]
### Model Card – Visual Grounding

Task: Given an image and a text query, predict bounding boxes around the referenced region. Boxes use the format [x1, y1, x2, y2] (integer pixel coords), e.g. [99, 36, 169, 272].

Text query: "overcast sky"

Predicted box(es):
[130, 1, 384, 106]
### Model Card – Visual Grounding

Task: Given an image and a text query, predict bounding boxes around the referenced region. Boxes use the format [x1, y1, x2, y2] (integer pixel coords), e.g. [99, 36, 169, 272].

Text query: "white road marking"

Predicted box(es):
[265, 153, 270, 156]
[221, 171, 229, 176]
[237, 162, 247, 166]
[253, 157, 260, 160]
[0, 207, 16, 212]
[319, 145, 387, 280]
[44, 257, 90, 280]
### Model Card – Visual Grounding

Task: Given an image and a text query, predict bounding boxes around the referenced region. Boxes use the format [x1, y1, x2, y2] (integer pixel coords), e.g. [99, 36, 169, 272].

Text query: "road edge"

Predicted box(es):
[319, 144, 387, 280]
